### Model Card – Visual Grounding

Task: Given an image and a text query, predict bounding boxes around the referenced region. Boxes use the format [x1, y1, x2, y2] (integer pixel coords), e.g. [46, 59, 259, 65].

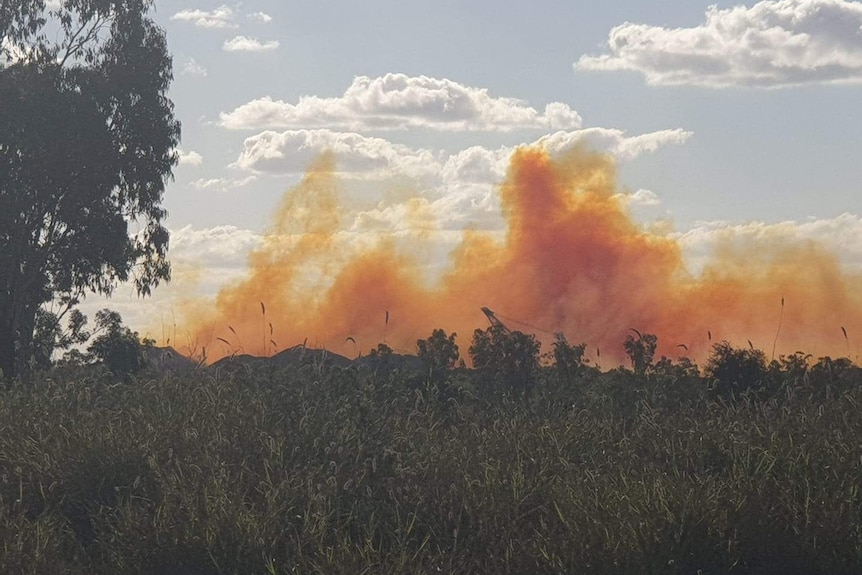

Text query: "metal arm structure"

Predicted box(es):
[480, 307, 510, 333]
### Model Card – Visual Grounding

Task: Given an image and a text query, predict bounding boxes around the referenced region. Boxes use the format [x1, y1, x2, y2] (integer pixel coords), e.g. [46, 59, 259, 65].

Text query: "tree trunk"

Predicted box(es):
[0, 319, 16, 382]
[17, 305, 37, 382]
[0, 296, 38, 383]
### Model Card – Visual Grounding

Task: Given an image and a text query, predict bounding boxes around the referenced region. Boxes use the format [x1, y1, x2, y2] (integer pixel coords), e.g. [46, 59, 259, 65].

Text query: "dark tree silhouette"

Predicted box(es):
[0, 0, 179, 380]
[551, 333, 587, 380]
[469, 325, 540, 401]
[623, 331, 658, 375]
[705, 341, 768, 398]
[417, 329, 460, 375]
[88, 309, 144, 378]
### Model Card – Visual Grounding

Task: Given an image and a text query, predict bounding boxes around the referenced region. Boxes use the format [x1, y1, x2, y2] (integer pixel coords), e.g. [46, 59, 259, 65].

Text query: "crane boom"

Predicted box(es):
[480, 307, 510, 332]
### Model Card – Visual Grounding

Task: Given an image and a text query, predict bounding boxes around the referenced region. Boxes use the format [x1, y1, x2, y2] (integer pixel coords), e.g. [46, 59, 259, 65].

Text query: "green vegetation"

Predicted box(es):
[1, 328, 860, 574]
[87, 309, 147, 379]
[0, 0, 178, 381]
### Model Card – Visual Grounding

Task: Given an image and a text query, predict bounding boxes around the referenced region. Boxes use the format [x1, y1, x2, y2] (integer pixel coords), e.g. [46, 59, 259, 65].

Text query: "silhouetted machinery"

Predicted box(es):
[481, 307, 510, 332]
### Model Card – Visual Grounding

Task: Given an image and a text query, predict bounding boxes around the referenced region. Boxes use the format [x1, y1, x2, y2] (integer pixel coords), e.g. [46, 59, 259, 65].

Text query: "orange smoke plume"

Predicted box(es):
[175, 146, 862, 365]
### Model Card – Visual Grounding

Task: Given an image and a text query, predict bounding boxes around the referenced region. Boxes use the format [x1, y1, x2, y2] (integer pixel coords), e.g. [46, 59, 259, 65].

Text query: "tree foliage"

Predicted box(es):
[469, 325, 540, 401]
[30, 308, 90, 370]
[87, 309, 143, 377]
[705, 341, 768, 398]
[0, 0, 179, 380]
[416, 329, 460, 375]
[623, 330, 658, 375]
[551, 333, 587, 380]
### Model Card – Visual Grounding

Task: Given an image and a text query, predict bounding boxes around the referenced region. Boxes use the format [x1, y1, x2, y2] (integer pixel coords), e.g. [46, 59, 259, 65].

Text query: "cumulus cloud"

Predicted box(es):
[171, 5, 237, 29]
[170, 225, 263, 271]
[219, 73, 583, 131]
[232, 126, 689, 181]
[229, 125, 690, 234]
[440, 146, 512, 185]
[614, 188, 662, 207]
[629, 189, 662, 206]
[534, 127, 693, 160]
[248, 11, 273, 23]
[190, 176, 257, 191]
[576, 0, 862, 88]
[231, 131, 507, 230]
[177, 150, 204, 166]
[674, 213, 862, 271]
[180, 57, 208, 77]
[232, 129, 442, 179]
[223, 36, 280, 52]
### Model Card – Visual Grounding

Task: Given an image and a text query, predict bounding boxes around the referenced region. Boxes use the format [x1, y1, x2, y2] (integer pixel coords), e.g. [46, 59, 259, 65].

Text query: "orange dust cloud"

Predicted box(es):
[173, 146, 862, 365]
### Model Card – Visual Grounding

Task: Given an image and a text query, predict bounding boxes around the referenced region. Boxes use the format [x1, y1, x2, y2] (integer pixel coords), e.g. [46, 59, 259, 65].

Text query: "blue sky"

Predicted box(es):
[160, 0, 862, 224]
[78, 0, 862, 332]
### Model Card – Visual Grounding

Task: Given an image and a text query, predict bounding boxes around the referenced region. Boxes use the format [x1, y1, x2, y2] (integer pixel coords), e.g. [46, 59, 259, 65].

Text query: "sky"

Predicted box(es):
[76, 0, 862, 359]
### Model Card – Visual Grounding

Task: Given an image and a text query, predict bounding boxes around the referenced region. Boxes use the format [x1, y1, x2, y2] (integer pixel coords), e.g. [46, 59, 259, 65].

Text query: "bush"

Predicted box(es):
[623, 330, 657, 375]
[417, 329, 460, 375]
[87, 310, 144, 378]
[551, 333, 587, 380]
[469, 325, 540, 401]
[705, 341, 768, 399]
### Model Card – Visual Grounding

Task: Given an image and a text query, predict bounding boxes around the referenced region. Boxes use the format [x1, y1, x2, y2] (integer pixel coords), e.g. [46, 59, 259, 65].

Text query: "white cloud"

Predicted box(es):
[219, 73, 583, 131]
[229, 125, 689, 233]
[232, 129, 442, 179]
[231, 130, 508, 230]
[577, 0, 862, 88]
[170, 225, 263, 271]
[171, 5, 237, 29]
[440, 146, 512, 185]
[614, 188, 662, 207]
[177, 150, 204, 167]
[180, 57, 208, 77]
[427, 185, 503, 230]
[674, 213, 862, 271]
[534, 127, 693, 160]
[232, 126, 689, 182]
[248, 11, 273, 23]
[629, 189, 662, 206]
[190, 176, 258, 191]
[349, 199, 436, 234]
[223, 36, 280, 52]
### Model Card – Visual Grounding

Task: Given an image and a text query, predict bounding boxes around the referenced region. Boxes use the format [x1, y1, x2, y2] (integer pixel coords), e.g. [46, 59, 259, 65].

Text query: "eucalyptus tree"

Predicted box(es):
[0, 0, 179, 380]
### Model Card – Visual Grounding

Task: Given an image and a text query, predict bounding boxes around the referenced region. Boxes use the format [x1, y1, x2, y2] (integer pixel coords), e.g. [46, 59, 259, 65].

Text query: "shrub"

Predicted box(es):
[87, 310, 144, 378]
[705, 341, 768, 399]
[551, 333, 587, 380]
[623, 331, 658, 375]
[469, 325, 540, 401]
[417, 329, 460, 375]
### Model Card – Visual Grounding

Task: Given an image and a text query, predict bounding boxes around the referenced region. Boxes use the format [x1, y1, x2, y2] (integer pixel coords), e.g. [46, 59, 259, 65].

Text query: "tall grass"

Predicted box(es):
[0, 358, 860, 574]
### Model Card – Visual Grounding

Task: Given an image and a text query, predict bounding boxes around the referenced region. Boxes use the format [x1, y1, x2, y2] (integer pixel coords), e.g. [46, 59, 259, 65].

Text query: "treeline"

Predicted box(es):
[1, 320, 861, 573]
[35, 308, 862, 406]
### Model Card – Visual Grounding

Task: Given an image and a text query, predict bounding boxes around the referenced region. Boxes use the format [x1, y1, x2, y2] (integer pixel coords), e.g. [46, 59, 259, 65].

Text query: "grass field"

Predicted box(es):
[1, 347, 860, 574]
